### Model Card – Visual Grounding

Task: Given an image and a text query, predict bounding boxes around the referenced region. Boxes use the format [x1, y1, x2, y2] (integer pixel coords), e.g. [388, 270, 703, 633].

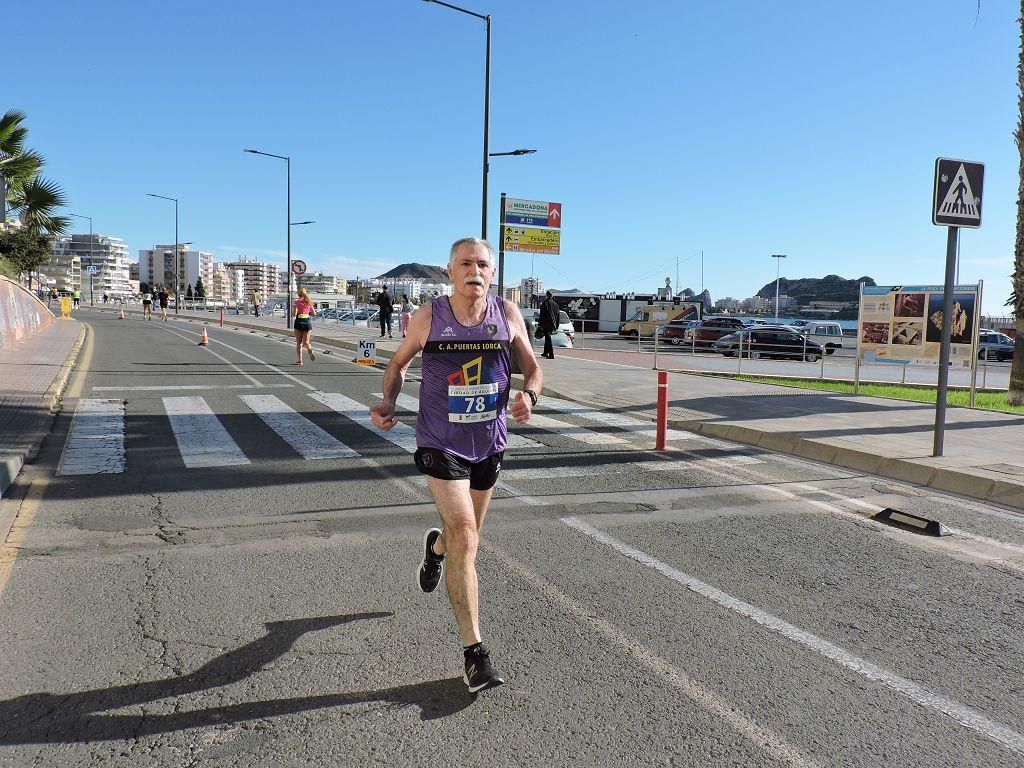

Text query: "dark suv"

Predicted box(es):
[684, 317, 746, 346]
[660, 319, 699, 344]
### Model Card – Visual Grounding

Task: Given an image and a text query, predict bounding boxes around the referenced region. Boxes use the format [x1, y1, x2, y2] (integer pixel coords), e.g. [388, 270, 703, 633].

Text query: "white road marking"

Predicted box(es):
[519, 411, 632, 446]
[239, 394, 359, 460]
[92, 384, 291, 391]
[58, 399, 126, 475]
[374, 393, 544, 451]
[163, 396, 250, 468]
[485, 541, 824, 768]
[562, 516, 1024, 757]
[501, 456, 761, 482]
[309, 391, 419, 454]
[539, 393, 695, 442]
[157, 324, 266, 387]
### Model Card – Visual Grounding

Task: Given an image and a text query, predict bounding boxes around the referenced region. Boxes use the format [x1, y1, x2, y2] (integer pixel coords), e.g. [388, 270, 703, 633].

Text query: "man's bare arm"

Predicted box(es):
[370, 305, 432, 430]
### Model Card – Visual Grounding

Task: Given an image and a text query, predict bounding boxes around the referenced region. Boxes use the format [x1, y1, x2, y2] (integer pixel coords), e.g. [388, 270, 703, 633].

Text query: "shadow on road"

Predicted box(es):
[0, 612, 472, 744]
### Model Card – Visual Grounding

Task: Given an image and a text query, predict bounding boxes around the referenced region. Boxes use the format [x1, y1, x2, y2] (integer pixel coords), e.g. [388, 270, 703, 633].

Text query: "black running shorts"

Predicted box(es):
[294, 317, 312, 332]
[414, 447, 504, 491]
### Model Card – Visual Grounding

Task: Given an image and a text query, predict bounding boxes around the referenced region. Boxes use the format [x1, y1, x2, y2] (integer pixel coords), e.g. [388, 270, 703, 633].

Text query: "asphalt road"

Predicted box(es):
[575, 333, 1011, 389]
[1, 310, 1023, 767]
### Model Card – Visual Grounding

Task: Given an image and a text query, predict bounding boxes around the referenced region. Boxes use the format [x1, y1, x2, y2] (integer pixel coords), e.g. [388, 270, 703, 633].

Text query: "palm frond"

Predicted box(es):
[0, 110, 28, 158]
[14, 176, 69, 235]
[0, 150, 43, 185]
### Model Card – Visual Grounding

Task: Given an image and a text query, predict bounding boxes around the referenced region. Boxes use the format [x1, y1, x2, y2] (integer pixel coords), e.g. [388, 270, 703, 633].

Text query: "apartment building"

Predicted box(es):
[222, 257, 280, 301]
[36, 249, 81, 295]
[52, 234, 132, 297]
[138, 245, 213, 296]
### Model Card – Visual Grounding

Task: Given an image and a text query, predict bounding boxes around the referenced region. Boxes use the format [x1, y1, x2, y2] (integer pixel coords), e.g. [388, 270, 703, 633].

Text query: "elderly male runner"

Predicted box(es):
[370, 237, 542, 692]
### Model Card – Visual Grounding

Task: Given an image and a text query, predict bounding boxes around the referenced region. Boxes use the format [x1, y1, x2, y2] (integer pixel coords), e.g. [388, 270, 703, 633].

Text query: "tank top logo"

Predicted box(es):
[485, 323, 497, 337]
[441, 326, 456, 337]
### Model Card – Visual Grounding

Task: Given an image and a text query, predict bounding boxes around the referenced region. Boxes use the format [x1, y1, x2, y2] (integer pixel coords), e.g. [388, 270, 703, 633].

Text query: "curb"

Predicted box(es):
[0, 324, 87, 500]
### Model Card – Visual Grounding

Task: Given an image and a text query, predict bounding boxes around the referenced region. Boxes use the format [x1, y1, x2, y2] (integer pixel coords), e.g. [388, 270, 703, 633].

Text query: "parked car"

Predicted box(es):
[713, 327, 826, 362]
[683, 317, 746, 346]
[793, 320, 845, 354]
[660, 319, 701, 345]
[978, 330, 1015, 361]
[519, 308, 575, 348]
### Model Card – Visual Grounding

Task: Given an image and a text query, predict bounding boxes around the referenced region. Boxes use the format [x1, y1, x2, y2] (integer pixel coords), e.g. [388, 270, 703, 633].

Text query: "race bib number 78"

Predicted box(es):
[448, 382, 499, 423]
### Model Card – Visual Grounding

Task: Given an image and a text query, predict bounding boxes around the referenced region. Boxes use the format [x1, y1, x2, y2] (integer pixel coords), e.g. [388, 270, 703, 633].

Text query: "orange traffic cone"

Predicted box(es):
[119, 308, 125, 320]
[198, 326, 209, 346]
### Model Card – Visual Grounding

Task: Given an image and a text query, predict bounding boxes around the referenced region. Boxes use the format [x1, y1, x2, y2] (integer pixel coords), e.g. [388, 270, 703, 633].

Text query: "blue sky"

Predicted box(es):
[10, 0, 1021, 313]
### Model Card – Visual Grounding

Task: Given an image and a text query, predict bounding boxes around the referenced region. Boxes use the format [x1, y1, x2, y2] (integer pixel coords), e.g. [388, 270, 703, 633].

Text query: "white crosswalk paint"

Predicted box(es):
[59, 399, 126, 475]
[538, 394, 694, 442]
[309, 391, 419, 454]
[240, 394, 359, 460]
[518, 410, 632, 446]
[374, 393, 545, 451]
[163, 396, 250, 468]
[501, 455, 760, 481]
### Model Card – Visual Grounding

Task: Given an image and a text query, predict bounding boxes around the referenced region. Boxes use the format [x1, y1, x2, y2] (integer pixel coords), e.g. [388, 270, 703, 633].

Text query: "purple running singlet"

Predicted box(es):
[416, 295, 511, 463]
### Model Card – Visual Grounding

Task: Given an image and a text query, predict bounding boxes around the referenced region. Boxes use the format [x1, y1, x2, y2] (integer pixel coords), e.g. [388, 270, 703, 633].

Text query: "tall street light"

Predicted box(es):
[488, 148, 537, 298]
[771, 253, 787, 322]
[68, 213, 94, 305]
[146, 193, 179, 314]
[423, 0, 491, 240]
[245, 149, 292, 329]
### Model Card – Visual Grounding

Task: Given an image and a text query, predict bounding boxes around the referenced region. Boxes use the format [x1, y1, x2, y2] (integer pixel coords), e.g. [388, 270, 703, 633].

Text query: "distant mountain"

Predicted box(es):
[756, 274, 875, 304]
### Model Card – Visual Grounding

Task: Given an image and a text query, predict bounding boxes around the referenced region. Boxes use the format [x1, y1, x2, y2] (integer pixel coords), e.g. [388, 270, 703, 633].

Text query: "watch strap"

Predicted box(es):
[524, 388, 538, 407]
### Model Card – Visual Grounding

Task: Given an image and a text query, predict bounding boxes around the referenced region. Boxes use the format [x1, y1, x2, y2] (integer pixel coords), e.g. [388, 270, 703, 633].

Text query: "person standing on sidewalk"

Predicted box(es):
[377, 285, 394, 339]
[369, 237, 542, 693]
[292, 287, 316, 366]
[538, 290, 559, 359]
[399, 294, 415, 338]
[158, 286, 170, 321]
[72, 289, 81, 309]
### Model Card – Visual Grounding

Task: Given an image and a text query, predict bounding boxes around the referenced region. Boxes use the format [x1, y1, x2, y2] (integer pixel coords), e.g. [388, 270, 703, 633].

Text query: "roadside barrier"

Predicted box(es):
[118, 308, 125, 320]
[198, 326, 209, 346]
[220, 308, 225, 327]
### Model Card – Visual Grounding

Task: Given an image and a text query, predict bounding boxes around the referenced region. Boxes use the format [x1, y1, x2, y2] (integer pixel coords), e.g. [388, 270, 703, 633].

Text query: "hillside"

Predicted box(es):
[756, 274, 875, 304]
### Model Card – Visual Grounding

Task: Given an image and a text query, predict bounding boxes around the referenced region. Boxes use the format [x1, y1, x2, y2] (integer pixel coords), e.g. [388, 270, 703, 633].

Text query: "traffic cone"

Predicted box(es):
[198, 326, 209, 346]
[119, 308, 125, 320]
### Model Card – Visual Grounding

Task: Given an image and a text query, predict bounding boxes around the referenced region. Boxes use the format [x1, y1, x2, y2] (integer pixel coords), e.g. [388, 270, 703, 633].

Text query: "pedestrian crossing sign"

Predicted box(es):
[933, 158, 984, 228]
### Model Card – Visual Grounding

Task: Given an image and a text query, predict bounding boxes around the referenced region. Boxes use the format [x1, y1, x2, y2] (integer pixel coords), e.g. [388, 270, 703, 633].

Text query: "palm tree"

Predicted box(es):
[1008, 4, 1024, 406]
[0, 109, 68, 236]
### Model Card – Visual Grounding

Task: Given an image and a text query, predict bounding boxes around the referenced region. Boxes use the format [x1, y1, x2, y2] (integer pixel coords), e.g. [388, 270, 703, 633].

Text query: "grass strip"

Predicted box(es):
[729, 374, 1024, 415]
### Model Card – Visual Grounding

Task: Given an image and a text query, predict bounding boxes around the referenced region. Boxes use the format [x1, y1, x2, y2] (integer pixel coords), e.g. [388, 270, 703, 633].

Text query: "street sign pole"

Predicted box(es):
[497, 192, 506, 299]
[933, 226, 959, 457]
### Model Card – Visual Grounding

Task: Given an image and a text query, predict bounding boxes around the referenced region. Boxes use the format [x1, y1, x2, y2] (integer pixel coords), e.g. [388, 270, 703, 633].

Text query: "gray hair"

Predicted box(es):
[449, 237, 496, 269]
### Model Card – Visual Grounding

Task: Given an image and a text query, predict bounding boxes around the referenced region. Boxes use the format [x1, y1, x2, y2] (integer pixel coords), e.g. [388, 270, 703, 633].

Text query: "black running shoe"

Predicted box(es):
[464, 644, 504, 693]
[417, 528, 444, 593]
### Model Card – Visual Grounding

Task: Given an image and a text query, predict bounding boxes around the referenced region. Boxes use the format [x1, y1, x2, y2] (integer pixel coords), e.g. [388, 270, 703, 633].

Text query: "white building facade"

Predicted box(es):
[53, 234, 132, 298]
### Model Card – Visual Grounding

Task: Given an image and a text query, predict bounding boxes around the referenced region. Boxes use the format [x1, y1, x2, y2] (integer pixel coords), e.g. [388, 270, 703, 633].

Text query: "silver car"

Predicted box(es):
[519, 308, 575, 348]
[978, 330, 1015, 361]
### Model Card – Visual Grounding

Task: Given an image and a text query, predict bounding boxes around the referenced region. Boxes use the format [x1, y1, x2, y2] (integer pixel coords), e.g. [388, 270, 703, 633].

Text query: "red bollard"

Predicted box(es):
[656, 370, 668, 450]
[220, 308, 224, 327]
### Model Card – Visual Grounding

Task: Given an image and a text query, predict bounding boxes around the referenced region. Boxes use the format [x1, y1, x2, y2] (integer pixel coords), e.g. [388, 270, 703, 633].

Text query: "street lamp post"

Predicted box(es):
[146, 194, 179, 314]
[245, 149, 292, 329]
[68, 213, 93, 305]
[423, 0, 491, 240]
[771, 253, 787, 322]
[488, 148, 536, 298]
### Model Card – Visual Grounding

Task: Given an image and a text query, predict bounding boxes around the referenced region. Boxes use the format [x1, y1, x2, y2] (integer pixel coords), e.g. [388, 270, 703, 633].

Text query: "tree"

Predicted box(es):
[185, 283, 194, 300]
[0, 109, 68, 236]
[1009, 4, 1024, 405]
[194, 276, 206, 299]
[0, 226, 51, 280]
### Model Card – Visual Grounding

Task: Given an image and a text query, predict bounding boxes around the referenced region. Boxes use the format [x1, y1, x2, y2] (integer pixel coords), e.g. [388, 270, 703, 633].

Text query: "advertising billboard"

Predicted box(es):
[858, 284, 980, 366]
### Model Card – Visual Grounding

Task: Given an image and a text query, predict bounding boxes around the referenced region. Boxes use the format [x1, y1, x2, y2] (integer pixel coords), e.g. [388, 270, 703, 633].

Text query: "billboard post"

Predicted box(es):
[933, 226, 959, 457]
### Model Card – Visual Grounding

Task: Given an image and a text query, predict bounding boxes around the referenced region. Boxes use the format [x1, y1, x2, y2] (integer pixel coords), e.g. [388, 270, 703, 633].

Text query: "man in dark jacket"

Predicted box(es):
[377, 286, 394, 338]
[538, 290, 559, 359]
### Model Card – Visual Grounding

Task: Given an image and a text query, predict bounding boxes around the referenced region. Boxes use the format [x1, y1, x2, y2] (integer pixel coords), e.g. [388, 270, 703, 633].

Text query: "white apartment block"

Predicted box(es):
[519, 276, 542, 299]
[53, 234, 132, 297]
[300, 272, 349, 295]
[138, 245, 212, 296]
[714, 297, 741, 311]
[223, 257, 280, 301]
[742, 296, 770, 312]
[36, 251, 81, 295]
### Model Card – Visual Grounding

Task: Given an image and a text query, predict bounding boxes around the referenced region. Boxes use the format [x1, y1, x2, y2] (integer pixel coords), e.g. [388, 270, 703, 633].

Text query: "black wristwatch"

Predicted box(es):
[523, 389, 538, 407]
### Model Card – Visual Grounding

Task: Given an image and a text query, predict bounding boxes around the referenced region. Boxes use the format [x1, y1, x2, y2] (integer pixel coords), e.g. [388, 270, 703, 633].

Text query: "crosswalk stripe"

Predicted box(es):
[501, 456, 760, 481]
[163, 396, 250, 468]
[240, 394, 359, 460]
[309, 391, 419, 454]
[374, 393, 545, 451]
[59, 399, 126, 475]
[521, 410, 631, 446]
[539, 394, 694, 442]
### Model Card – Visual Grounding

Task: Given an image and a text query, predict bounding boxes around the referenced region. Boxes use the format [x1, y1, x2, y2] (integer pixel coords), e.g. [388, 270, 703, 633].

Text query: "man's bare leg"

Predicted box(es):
[426, 476, 483, 646]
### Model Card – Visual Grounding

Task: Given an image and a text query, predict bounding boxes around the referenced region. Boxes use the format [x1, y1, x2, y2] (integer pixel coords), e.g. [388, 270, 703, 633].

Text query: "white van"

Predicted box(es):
[794, 321, 844, 354]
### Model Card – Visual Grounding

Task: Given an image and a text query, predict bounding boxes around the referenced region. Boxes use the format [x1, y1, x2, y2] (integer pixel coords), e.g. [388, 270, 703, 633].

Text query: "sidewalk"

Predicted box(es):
[77, 306, 1024, 512]
[0, 319, 84, 498]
